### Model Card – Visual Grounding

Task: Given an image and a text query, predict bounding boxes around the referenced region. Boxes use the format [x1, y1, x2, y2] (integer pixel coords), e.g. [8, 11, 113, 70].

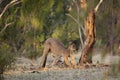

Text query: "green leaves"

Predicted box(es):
[0, 43, 15, 75]
[21, 0, 55, 28]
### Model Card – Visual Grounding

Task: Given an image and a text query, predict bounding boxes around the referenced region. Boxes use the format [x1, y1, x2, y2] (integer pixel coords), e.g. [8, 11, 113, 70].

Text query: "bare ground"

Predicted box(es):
[3, 51, 120, 80]
[4, 67, 120, 80]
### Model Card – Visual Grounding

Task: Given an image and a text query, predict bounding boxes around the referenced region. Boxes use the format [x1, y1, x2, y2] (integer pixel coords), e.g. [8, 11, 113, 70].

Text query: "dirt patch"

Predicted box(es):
[3, 54, 120, 80]
[4, 67, 120, 80]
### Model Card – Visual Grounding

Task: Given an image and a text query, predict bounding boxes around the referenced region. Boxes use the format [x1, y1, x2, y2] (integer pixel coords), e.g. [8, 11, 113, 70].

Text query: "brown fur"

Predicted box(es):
[40, 38, 77, 68]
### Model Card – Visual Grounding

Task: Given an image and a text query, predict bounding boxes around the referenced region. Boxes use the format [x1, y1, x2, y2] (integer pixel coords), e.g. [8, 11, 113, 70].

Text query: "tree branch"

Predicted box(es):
[0, 22, 14, 34]
[66, 13, 84, 48]
[66, 13, 84, 31]
[65, 13, 79, 24]
[11, 0, 21, 6]
[0, 0, 21, 19]
[94, 0, 104, 12]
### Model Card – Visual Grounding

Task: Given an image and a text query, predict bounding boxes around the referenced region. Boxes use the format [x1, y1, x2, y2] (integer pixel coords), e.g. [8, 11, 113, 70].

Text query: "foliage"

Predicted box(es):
[96, 0, 120, 54]
[0, 0, 120, 59]
[0, 0, 120, 77]
[0, 43, 15, 75]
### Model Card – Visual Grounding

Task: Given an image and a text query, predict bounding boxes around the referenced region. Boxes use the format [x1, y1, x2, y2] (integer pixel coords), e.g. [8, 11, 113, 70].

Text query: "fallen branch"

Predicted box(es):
[0, 22, 14, 34]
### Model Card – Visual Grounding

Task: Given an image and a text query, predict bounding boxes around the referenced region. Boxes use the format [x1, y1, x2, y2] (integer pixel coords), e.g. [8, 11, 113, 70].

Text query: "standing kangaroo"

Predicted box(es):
[40, 38, 77, 68]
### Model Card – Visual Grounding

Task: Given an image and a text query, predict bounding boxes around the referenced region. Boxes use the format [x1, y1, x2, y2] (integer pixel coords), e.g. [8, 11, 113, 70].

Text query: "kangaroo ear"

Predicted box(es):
[69, 39, 80, 51]
[69, 40, 74, 45]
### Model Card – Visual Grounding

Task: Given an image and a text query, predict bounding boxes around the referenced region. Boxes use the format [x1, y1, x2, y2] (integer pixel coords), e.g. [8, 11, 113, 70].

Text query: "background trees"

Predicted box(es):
[96, 0, 120, 55]
[0, 0, 120, 65]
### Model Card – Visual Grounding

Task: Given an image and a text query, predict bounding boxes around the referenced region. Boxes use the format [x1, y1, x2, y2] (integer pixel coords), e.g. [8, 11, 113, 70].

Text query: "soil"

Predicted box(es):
[2, 52, 120, 80]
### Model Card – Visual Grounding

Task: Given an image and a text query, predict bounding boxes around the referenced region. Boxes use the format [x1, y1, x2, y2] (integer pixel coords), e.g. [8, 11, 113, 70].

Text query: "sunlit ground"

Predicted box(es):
[2, 50, 120, 80]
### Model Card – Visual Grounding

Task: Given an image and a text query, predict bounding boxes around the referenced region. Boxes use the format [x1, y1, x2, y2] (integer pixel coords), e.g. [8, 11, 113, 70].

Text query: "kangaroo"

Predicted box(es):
[39, 38, 77, 68]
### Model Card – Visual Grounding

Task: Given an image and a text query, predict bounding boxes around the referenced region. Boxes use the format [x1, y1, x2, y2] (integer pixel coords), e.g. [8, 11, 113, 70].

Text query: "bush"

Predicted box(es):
[0, 43, 15, 75]
[25, 47, 39, 60]
[23, 43, 43, 60]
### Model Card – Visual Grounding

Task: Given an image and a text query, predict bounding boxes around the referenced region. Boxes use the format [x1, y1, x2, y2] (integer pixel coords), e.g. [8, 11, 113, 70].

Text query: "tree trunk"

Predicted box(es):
[79, 9, 96, 64]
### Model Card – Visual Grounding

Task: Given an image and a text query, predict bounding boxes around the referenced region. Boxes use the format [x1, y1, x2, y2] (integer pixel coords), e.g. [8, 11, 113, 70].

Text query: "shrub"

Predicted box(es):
[0, 43, 15, 75]
[23, 43, 43, 60]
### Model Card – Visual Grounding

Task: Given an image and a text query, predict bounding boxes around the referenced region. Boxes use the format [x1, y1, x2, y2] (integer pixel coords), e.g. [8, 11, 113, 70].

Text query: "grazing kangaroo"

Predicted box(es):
[40, 38, 77, 68]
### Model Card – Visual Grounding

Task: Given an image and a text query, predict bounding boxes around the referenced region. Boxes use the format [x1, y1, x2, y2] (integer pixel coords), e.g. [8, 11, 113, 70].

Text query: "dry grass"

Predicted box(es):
[3, 50, 120, 80]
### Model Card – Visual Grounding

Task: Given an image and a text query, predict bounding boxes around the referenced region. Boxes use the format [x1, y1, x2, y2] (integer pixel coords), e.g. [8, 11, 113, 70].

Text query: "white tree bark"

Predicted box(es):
[0, 22, 14, 34]
[0, 0, 21, 19]
[95, 0, 104, 12]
